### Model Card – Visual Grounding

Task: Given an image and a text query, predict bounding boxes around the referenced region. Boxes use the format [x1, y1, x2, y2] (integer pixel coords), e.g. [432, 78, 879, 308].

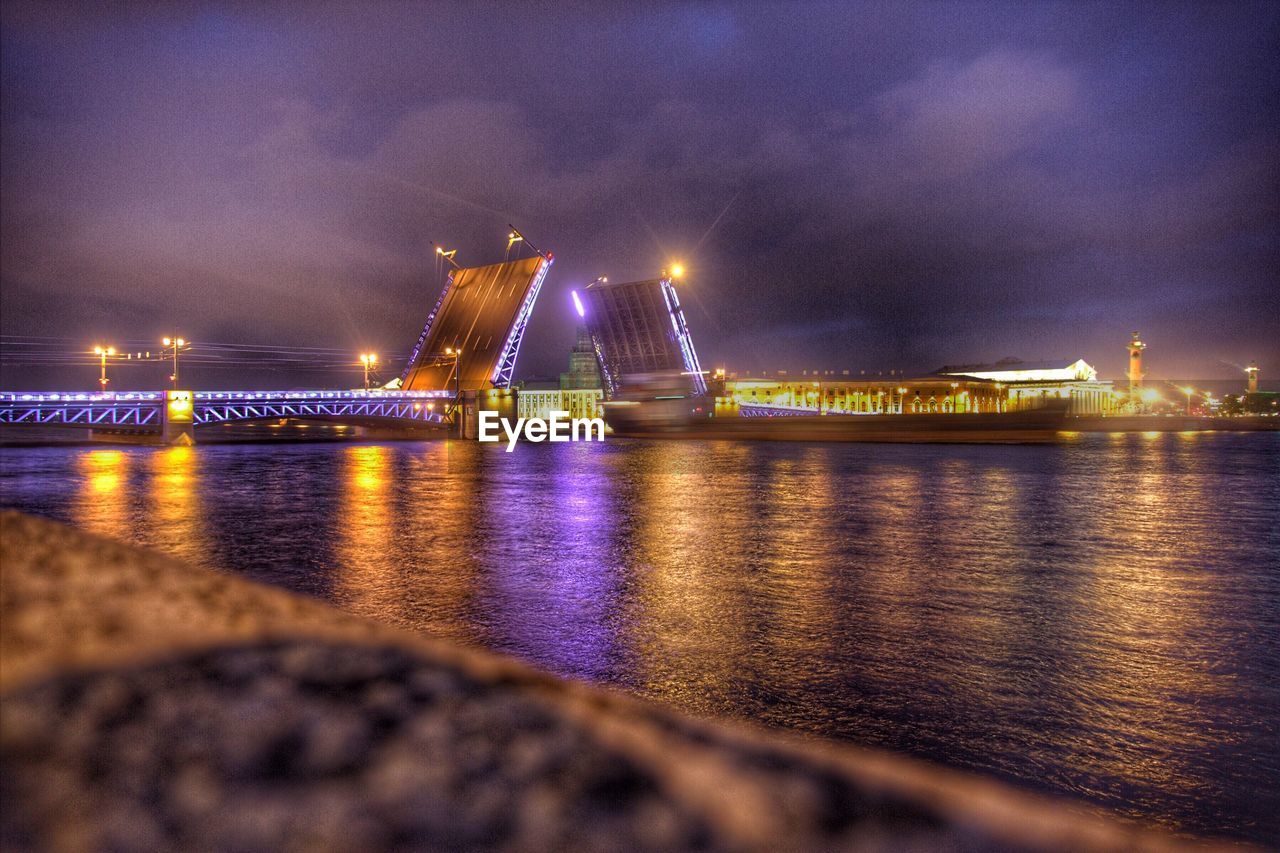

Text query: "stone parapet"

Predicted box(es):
[1, 512, 1217, 851]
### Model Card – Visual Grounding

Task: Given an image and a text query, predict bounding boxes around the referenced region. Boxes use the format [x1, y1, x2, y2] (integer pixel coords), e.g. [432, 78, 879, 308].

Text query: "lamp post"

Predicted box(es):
[360, 352, 378, 391]
[161, 336, 189, 389]
[445, 347, 462, 434]
[1180, 386, 1195, 416]
[435, 246, 460, 269]
[93, 345, 116, 391]
[949, 381, 959, 414]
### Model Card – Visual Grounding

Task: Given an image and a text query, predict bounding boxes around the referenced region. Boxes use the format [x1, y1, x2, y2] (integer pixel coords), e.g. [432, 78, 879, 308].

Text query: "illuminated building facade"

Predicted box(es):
[517, 386, 604, 422]
[938, 358, 1116, 416]
[717, 357, 1118, 417]
[717, 377, 1007, 416]
[578, 276, 706, 398]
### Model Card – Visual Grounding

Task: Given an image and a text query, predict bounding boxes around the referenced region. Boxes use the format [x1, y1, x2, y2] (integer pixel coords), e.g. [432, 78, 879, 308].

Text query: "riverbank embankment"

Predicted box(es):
[0, 511, 1218, 851]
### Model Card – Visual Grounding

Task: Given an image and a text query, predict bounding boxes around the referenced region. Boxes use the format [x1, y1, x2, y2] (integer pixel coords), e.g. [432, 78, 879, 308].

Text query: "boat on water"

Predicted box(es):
[603, 390, 1071, 444]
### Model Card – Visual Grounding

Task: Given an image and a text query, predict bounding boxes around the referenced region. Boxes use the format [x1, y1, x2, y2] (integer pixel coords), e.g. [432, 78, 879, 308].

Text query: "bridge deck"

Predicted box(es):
[401, 255, 551, 392]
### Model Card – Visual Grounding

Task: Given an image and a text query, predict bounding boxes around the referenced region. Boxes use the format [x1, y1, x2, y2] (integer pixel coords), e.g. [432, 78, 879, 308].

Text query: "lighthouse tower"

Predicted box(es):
[1127, 331, 1146, 405]
[1246, 361, 1259, 394]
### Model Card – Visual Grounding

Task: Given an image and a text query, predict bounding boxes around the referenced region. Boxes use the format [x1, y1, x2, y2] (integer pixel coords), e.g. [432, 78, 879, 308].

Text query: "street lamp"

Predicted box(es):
[949, 381, 960, 413]
[93, 345, 116, 391]
[1180, 386, 1195, 416]
[444, 347, 462, 434]
[435, 246, 460, 269]
[444, 346, 462, 397]
[507, 231, 524, 255]
[669, 263, 686, 279]
[161, 336, 189, 389]
[359, 352, 378, 391]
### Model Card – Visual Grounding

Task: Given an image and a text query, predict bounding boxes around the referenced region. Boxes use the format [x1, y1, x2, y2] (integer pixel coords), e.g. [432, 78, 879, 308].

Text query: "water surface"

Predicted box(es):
[2, 433, 1278, 843]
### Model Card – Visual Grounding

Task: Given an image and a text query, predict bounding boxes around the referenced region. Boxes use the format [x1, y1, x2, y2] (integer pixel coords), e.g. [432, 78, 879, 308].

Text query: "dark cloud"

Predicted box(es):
[2, 1, 1277, 390]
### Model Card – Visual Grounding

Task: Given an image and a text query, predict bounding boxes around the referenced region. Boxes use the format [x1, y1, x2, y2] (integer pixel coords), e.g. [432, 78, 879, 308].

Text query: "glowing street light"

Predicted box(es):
[669, 263, 686, 279]
[359, 352, 378, 391]
[1180, 386, 1195, 416]
[160, 336, 189, 389]
[93, 345, 116, 391]
[435, 246, 460, 269]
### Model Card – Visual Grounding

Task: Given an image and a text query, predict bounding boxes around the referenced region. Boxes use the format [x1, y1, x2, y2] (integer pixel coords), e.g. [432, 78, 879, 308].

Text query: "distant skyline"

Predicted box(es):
[2, 2, 1277, 390]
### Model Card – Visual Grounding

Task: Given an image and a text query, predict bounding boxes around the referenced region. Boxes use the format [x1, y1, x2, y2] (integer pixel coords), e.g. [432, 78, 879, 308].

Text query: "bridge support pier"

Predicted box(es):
[458, 390, 518, 440]
[162, 391, 196, 446]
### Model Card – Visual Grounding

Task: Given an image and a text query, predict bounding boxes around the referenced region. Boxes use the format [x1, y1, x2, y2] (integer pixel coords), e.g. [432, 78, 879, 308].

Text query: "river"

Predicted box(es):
[2, 432, 1277, 843]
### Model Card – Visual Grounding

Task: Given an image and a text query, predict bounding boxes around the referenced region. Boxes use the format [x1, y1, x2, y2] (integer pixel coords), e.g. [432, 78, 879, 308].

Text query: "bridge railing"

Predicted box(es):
[0, 388, 455, 429]
[0, 392, 164, 427]
[1, 391, 164, 403]
[192, 389, 452, 401]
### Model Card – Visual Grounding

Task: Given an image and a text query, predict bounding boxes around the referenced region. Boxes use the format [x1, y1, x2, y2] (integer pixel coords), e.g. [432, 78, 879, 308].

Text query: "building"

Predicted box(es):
[717, 376, 1008, 416]
[560, 326, 603, 390]
[937, 357, 1116, 416]
[516, 326, 605, 422]
[516, 383, 605, 423]
[715, 356, 1120, 417]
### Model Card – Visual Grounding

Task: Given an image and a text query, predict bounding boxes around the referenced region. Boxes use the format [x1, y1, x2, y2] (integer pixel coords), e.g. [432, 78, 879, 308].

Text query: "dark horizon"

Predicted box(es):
[3, 2, 1278, 391]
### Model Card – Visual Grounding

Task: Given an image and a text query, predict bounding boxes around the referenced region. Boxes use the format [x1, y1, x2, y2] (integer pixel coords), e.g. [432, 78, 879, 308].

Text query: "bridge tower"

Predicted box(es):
[1126, 331, 1146, 405]
[1246, 360, 1259, 394]
[162, 390, 196, 445]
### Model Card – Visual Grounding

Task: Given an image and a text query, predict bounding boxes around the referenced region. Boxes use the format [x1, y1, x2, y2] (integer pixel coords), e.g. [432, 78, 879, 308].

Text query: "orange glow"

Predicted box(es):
[165, 390, 194, 422]
[74, 450, 129, 540]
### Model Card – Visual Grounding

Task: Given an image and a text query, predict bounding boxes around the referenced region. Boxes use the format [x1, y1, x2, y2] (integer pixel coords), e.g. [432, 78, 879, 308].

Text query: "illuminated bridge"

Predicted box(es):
[0, 389, 452, 431]
[0, 245, 553, 443]
[401, 254, 552, 391]
[576, 274, 706, 398]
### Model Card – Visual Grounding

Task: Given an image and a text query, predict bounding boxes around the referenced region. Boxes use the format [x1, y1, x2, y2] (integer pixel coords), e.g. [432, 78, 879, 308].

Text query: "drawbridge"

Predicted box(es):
[400, 254, 553, 392]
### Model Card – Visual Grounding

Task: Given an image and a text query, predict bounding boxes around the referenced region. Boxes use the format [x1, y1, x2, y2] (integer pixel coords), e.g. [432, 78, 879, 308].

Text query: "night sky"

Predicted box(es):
[2, 2, 1277, 390]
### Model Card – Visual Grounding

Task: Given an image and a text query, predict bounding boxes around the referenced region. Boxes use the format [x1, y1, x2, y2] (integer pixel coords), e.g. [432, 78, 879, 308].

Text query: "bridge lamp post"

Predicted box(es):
[161, 337, 189, 389]
[444, 347, 462, 432]
[435, 246, 460, 270]
[93, 345, 116, 391]
[360, 353, 378, 391]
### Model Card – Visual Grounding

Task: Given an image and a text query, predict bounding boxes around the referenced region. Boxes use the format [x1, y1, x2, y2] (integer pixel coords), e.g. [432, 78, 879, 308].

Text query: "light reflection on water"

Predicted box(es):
[2, 433, 1278, 843]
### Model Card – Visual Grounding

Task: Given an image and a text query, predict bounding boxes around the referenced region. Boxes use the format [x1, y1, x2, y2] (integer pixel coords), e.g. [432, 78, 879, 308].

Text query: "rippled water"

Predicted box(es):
[2, 433, 1278, 843]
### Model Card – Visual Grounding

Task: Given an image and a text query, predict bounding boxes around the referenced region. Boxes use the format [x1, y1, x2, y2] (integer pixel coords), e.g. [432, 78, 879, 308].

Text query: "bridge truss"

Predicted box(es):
[0, 389, 452, 430]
